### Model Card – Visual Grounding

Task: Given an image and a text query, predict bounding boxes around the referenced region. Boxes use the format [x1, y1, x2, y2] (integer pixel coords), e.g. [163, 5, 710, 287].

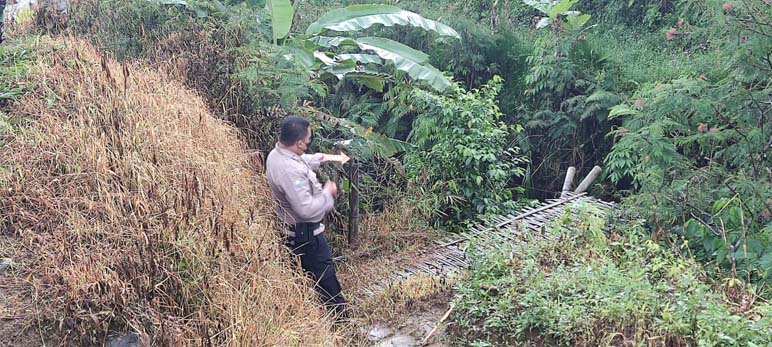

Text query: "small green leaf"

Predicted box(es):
[336, 53, 383, 65]
[535, 17, 552, 29]
[348, 74, 385, 92]
[565, 14, 591, 29]
[309, 36, 358, 48]
[548, 0, 578, 19]
[313, 51, 337, 66]
[608, 104, 638, 119]
[356, 37, 429, 64]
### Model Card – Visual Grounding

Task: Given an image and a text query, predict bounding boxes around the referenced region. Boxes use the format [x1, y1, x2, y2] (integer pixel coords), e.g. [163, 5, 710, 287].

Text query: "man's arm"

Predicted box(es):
[300, 153, 323, 170]
[319, 152, 351, 164]
[301, 152, 350, 168]
[280, 172, 335, 222]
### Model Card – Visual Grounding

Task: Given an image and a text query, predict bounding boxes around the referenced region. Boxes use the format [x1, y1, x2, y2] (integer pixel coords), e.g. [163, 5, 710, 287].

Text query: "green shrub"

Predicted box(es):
[578, 0, 722, 29]
[0, 38, 33, 106]
[605, 50, 771, 287]
[452, 203, 772, 346]
[602, 0, 772, 288]
[405, 76, 528, 224]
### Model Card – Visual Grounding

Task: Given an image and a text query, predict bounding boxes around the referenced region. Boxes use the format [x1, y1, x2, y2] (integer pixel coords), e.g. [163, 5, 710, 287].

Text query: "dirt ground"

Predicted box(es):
[0, 235, 55, 347]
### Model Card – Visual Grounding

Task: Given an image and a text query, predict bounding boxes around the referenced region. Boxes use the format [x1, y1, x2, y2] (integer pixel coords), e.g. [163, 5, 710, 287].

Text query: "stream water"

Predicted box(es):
[363, 305, 452, 347]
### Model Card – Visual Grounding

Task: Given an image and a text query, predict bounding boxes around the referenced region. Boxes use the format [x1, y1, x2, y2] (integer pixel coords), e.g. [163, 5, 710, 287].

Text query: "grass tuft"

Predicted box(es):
[0, 37, 341, 346]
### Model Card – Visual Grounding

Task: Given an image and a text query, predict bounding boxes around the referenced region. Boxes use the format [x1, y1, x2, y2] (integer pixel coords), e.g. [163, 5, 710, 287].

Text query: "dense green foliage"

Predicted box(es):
[606, 73, 772, 284]
[519, 0, 621, 192]
[33, 0, 771, 299]
[604, 0, 772, 287]
[452, 203, 772, 346]
[345, 0, 772, 292]
[294, 4, 462, 92]
[0, 39, 32, 104]
[406, 77, 527, 222]
[7, 0, 772, 344]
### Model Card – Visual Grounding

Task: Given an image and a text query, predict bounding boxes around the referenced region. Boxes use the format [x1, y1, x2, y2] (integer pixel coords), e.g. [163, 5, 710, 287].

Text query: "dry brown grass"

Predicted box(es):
[326, 197, 453, 345]
[332, 196, 437, 259]
[336, 269, 455, 346]
[356, 274, 454, 322]
[0, 37, 340, 346]
[333, 193, 441, 306]
[55, 0, 286, 152]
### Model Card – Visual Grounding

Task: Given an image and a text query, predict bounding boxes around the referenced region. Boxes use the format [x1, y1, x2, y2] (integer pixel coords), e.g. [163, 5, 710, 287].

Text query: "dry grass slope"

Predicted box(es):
[0, 37, 340, 346]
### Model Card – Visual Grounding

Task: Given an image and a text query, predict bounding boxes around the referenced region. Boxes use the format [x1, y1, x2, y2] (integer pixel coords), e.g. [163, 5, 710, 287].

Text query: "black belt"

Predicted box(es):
[289, 222, 321, 245]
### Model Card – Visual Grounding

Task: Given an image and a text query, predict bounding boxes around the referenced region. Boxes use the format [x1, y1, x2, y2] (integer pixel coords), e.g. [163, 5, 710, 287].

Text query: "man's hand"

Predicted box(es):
[320, 152, 351, 164]
[323, 181, 338, 198]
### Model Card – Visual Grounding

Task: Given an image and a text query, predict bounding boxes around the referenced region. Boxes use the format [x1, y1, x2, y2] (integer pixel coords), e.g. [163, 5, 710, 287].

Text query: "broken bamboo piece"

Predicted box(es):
[421, 304, 455, 346]
[574, 165, 602, 194]
[348, 157, 360, 248]
[560, 166, 576, 198]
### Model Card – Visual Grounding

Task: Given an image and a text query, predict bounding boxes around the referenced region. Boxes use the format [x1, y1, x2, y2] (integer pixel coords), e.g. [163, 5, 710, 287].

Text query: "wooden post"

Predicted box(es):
[348, 158, 360, 248]
[574, 166, 602, 194]
[560, 166, 576, 198]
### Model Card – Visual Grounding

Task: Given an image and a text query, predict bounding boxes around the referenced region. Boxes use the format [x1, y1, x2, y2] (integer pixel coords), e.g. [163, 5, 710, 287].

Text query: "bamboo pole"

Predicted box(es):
[421, 305, 454, 345]
[560, 166, 576, 198]
[348, 158, 359, 248]
[574, 166, 602, 194]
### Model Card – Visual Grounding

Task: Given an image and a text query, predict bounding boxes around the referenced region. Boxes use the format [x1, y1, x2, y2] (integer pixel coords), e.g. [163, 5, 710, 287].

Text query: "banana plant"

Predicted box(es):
[152, 0, 459, 155]
[292, 4, 462, 156]
[524, 0, 591, 30]
[266, 0, 292, 43]
[274, 3, 461, 93]
[155, 1, 460, 91]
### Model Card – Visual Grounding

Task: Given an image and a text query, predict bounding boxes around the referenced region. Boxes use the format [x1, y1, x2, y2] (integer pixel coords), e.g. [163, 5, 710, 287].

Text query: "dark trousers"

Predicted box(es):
[286, 233, 347, 313]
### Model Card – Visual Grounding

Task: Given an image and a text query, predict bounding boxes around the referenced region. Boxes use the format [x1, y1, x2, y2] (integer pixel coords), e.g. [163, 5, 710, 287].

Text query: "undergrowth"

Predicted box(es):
[451, 202, 772, 347]
[0, 37, 37, 149]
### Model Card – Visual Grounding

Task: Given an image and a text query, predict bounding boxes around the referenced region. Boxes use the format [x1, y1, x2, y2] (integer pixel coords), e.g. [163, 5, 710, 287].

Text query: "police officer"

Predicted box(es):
[265, 115, 348, 316]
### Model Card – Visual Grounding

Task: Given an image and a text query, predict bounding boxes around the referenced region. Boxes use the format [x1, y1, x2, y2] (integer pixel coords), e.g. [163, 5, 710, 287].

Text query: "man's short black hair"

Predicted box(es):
[279, 115, 310, 146]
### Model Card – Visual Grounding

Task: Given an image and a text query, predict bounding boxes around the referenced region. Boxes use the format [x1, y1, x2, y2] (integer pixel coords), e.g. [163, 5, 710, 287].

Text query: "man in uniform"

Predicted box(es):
[265, 115, 348, 316]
